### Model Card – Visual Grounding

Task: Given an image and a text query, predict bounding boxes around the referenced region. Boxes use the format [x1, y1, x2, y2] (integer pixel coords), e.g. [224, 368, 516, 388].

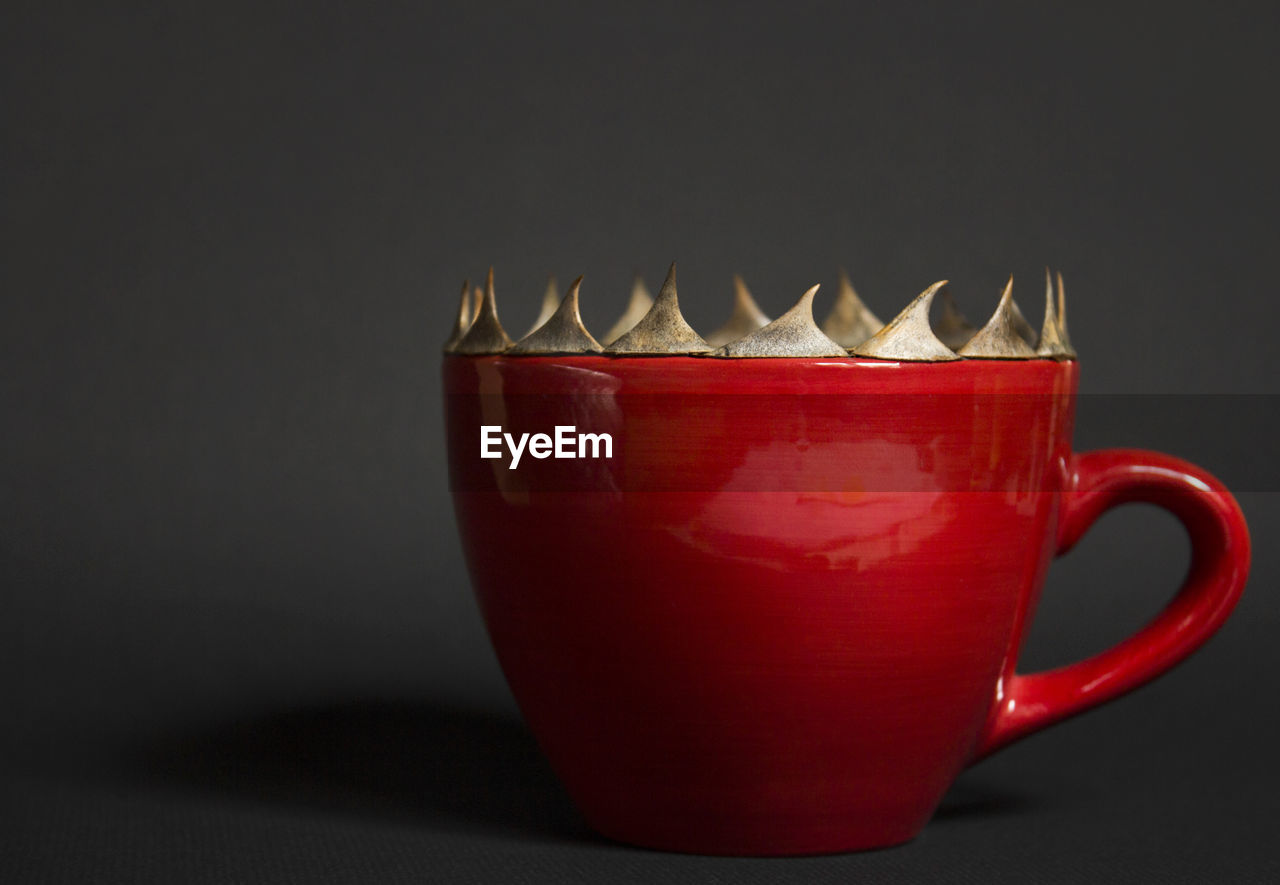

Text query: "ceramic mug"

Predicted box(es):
[443, 354, 1249, 855]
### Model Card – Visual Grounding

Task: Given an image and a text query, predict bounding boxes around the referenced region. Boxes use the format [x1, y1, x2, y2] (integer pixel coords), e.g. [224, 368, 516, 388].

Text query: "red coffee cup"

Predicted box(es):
[443, 352, 1249, 856]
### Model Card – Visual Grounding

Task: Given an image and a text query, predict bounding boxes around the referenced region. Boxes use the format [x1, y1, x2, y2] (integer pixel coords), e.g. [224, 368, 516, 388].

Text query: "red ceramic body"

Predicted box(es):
[443, 355, 1249, 855]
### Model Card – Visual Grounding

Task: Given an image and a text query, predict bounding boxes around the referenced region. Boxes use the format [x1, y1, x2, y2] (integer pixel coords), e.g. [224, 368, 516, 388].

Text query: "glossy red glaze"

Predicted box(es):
[442, 355, 1250, 855]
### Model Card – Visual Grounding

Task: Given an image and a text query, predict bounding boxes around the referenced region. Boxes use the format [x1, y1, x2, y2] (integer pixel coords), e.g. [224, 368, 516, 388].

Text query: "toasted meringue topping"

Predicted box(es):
[705, 275, 772, 347]
[508, 276, 603, 354]
[444, 263, 1078, 361]
[605, 263, 713, 354]
[1036, 269, 1076, 359]
[601, 277, 655, 345]
[451, 267, 514, 355]
[932, 287, 978, 350]
[853, 281, 961, 361]
[443, 279, 474, 353]
[959, 276, 1038, 359]
[522, 275, 561, 338]
[715, 285, 846, 357]
[821, 269, 883, 348]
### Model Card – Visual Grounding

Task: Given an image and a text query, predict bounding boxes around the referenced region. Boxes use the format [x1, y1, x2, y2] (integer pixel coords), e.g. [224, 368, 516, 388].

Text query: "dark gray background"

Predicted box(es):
[3, 1, 1278, 882]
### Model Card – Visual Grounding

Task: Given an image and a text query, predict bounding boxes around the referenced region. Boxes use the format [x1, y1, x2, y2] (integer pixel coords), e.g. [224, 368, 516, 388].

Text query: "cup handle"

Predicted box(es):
[972, 449, 1251, 760]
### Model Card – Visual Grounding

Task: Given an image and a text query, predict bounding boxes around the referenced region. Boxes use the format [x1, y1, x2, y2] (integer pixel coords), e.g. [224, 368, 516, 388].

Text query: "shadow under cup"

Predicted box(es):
[443, 355, 1246, 855]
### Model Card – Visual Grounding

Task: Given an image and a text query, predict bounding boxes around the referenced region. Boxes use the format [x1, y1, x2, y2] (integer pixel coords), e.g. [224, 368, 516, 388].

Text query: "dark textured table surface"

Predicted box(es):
[5, 1, 1279, 881]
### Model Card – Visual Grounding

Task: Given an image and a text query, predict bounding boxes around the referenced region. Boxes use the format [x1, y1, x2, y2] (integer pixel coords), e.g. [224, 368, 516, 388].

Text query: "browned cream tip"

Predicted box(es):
[522, 273, 561, 337]
[715, 284, 846, 357]
[453, 265, 514, 354]
[704, 274, 772, 347]
[853, 281, 961, 361]
[601, 276, 655, 344]
[605, 261, 712, 354]
[958, 276, 1037, 359]
[1036, 268, 1076, 359]
[821, 268, 884, 347]
[443, 279, 474, 353]
[508, 274, 602, 354]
